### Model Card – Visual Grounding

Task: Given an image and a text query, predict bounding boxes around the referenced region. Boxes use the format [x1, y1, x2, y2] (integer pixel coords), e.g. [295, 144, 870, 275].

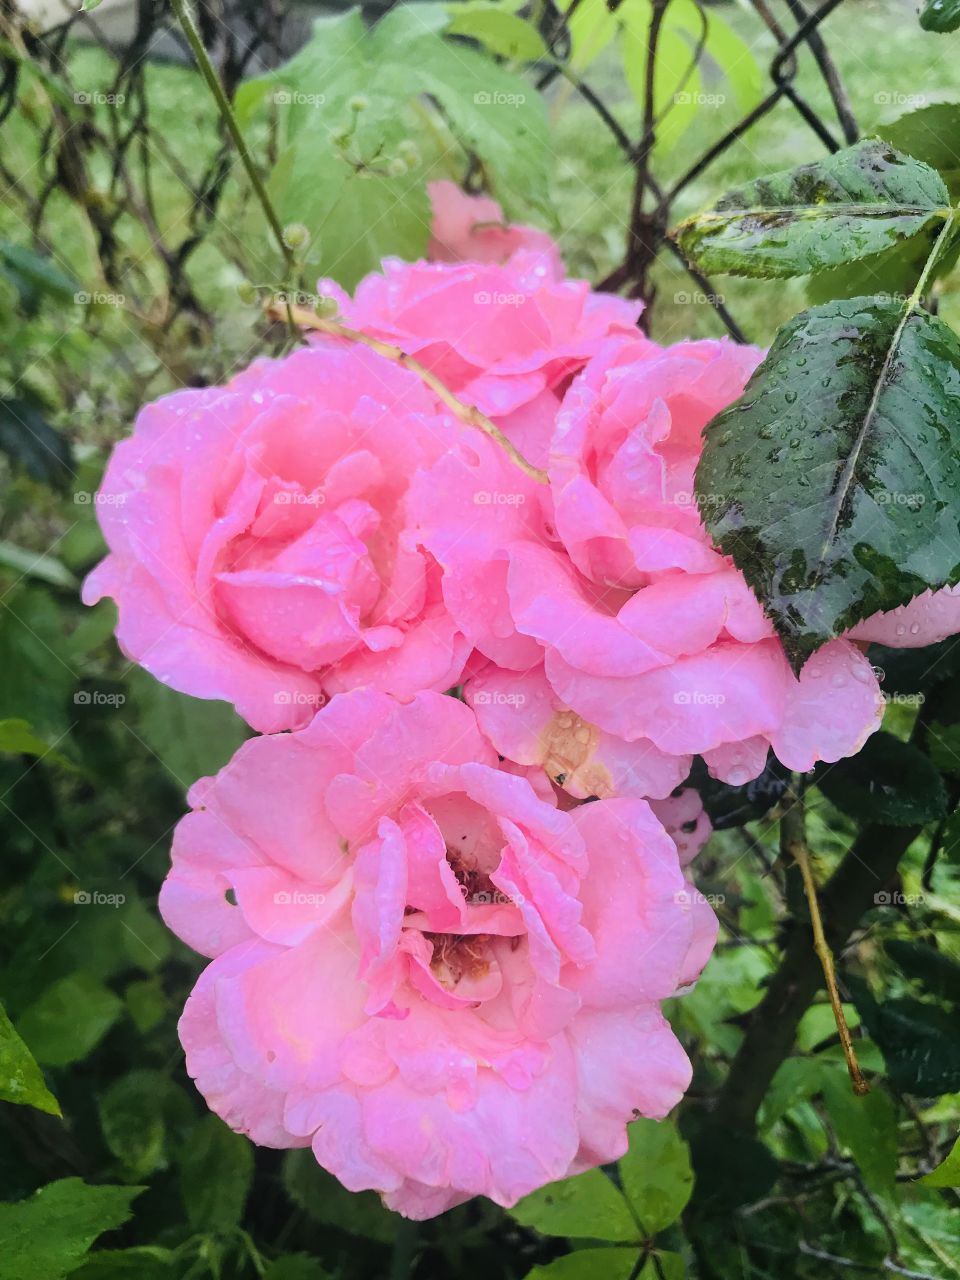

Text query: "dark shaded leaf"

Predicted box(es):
[696, 297, 960, 667]
[886, 939, 960, 1005]
[282, 1150, 395, 1244]
[851, 981, 960, 1095]
[178, 1115, 253, 1234]
[919, 0, 960, 32]
[878, 104, 960, 197]
[0, 398, 73, 489]
[868, 638, 960, 696]
[0, 242, 78, 316]
[815, 732, 946, 826]
[674, 139, 951, 279]
[16, 973, 123, 1068]
[690, 751, 789, 830]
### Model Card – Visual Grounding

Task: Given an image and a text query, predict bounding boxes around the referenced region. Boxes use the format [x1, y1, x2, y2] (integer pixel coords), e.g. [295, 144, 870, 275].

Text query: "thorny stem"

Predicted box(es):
[781, 786, 869, 1096]
[268, 302, 550, 485]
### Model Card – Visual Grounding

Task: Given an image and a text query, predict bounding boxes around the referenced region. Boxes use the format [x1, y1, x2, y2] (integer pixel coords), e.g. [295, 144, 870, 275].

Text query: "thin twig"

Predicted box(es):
[781, 785, 869, 1096]
[267, 303, 549, 485]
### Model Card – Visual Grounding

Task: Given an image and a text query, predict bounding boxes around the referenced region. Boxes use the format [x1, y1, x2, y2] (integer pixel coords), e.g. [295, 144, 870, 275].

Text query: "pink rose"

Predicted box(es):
[427, 179, 564, 275]
[82, 345, 470, 733]
[413, 336, 887, 790]
[316, 254, 641, 469]
[159, 688, 717, 1219]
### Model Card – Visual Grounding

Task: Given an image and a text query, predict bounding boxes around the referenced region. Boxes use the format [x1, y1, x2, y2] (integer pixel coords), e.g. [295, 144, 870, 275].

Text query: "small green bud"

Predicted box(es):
[397, 139, 420, 167]
[348, 94, 370, 113]
[282, 222, 310, 250]
[387, 157, 407, 178]
[236, 281, 259, 306]
[314, 295, 339, 319]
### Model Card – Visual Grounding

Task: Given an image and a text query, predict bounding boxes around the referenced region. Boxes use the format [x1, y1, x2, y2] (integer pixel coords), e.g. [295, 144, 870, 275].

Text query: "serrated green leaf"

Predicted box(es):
[68, 1247, 176, 1280]
[815, 732, 947, 826]
[618, 1119, 693, 1234]
[0, 999, 60, 1116]
[509, 1169, 639, 1242]
[525, 1249, 638, 1280]
[920, 1133, 960, 1186]
[675, 139, 951, 279]
[178, 1115, 253, 1234]
[0, 1180, 143, 1280]
[16, 973, 123, 1067]
[920, 0, 960, 31]
[696, 296, 960, 667]
[282, 1150, 395, 1244]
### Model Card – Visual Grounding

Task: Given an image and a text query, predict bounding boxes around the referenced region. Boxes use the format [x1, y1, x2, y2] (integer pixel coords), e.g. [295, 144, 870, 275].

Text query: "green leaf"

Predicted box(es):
[0, 999, 60, 1115]
[124, 669, 247, 790]
[815, 732, 947, 827]
[509, 1169, 639, 1242]
[0, 542, 77, 591]
[264, 1258, 334, 1280]
[920, 0, 960, 32]
[267, 144, 431, 293]
[68, 1247, 175, 1280]
[16, 973, 123, 1067]
[525, 1249, 638, 1280]
[821, 1074, 897, 1197]
[639, 1253, 685, 1280]
[447, 4, 548, 60]
[282, 1150, 395, 1244]
[622, 23, 702, 153]
[0, 1180, 143, 1280]
[0, 241, 78, 316]
[920, 1133, 960, 1186]
[618, 1119, 693, 1234]
[696, 297, 960, 668]
[878, 103, 960, 197]
[98, 1071, 176, 1180]
[674, 139, 951, 279]
[0, 397, 73, 489]
[851, 983, 960, 1096]
[178, 1115, 253, 1235]
[886, 939, 960, 1005]
[927, 721, 960, 775]
[80, 0, 106, 11]
[0, 719, 72, 767]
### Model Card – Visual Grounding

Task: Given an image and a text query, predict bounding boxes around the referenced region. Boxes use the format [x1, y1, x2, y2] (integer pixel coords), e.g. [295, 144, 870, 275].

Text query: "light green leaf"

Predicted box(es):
[622, 22, 702, 153]
[675, 139, 951, 279]
[0, 1180, 143, 1280]
[0, 999, 60, 1116]
[16, 973, 123, 1067]
[0, 719, 72, 767]
[618, 1118, 693, 1234]
[696, 297, 960, 668]
[920, 1133, 960, 1186]
[525, 1249, 638, 1280]
[509, 1169, 639, 1242]
[447, 4, 548, 60]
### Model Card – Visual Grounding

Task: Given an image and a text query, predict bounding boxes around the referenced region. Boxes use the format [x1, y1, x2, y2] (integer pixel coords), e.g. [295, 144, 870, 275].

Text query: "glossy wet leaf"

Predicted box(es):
[851, 982, 960, 1096]
[815, 732, 947, 826]
[0, 999, 60, 1116]
[674, 139, 951, 278]
[0, 1180, 143, 1280]
[696, 296, 960, 668]
[919, 0, 960, 31]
